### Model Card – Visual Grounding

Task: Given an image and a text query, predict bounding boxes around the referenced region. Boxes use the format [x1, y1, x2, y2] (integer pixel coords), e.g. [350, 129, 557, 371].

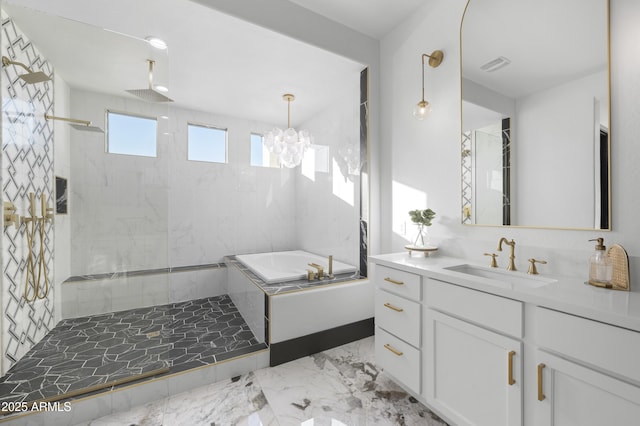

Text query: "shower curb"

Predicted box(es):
[0, 348, 269, 426]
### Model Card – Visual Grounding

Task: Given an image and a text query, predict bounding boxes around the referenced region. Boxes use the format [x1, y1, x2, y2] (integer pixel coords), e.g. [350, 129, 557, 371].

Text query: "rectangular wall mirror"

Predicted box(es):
[460, 0, 611, 230]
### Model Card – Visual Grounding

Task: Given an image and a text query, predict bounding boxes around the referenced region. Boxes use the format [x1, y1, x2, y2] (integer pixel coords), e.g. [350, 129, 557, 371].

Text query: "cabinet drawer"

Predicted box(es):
[375, 289, 421, 347]
[535, 307, 640, 383]
[426, 279, 523, 338]
[375, 327, 420, 394]
[374, 264, 421, 301]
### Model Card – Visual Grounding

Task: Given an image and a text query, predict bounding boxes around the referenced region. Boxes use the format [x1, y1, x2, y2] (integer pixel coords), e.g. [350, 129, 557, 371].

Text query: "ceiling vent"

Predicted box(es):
[480, 56, 511, 72]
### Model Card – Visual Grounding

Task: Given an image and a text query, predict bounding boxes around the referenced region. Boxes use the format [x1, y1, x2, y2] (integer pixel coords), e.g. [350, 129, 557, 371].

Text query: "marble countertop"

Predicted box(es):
[370, 252, 640, 333]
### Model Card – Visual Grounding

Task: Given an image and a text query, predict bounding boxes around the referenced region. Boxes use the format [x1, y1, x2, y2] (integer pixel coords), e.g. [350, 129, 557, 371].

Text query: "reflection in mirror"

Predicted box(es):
[461, 0, 610, 229]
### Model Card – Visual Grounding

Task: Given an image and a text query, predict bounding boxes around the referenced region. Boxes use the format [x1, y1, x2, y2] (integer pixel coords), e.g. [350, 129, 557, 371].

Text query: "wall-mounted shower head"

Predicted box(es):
[45, 115, 104, 133]
[1, 56, 51, 84]
[126, 59, 173, 103]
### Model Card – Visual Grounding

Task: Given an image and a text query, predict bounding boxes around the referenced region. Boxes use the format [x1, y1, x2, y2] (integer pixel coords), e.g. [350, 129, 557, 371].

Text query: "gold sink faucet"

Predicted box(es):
[497, 237, 517, 271]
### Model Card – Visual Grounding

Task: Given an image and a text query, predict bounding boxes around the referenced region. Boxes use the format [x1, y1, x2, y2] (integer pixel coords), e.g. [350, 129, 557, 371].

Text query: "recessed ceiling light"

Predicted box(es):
[145, 36, 167, 50]
[154, 85, 169, 93]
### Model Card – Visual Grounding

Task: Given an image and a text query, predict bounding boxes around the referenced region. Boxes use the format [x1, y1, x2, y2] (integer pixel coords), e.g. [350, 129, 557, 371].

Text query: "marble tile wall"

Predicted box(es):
[1, 12, 55, 374]
[296, 78, 362, 269]
[69, 88, 298, 277]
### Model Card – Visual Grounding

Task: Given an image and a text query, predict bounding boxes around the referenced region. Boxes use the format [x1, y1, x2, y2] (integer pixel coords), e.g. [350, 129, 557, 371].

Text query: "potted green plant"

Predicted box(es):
[408, 208, 436, 247]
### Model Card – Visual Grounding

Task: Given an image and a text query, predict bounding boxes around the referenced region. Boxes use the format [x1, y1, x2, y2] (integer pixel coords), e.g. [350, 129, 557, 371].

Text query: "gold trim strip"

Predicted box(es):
[384, 277, 404, 285]
[384, 343, 403, 356]
[383, 302, 404, 312]
[508, 350, 516, 385]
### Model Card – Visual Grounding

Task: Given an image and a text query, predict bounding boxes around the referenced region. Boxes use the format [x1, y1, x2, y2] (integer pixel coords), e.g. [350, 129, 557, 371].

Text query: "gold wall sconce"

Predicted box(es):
[413, 50, 444, 120]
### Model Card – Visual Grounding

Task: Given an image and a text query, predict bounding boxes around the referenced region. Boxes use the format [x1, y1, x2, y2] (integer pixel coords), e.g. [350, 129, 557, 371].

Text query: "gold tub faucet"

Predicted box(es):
[308, 262, 324, 280]
[497, 237, 517, 271]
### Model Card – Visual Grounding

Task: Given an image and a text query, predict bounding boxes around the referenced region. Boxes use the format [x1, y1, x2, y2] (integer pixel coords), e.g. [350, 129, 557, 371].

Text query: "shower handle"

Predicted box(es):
[41, 194, 54, 222]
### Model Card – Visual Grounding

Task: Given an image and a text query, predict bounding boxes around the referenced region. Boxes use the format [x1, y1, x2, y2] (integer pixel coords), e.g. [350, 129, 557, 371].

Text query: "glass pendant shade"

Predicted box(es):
[264, 127, 312, 168]
[413, 100, 431, 120]
[264, 94, 312, 168]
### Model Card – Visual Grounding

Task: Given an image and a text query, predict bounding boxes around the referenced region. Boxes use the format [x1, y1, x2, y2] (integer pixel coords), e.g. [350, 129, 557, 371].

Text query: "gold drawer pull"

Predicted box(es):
[384, 344, 403, 356]
[537, 363, 546, 401]
[508, 351, 516, 385]
[384, 302, 404, 312]
[384, 277, 404, 285]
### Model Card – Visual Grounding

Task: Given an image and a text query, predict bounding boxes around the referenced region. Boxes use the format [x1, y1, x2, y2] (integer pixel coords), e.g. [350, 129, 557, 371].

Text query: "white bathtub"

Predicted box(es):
[236, 250, 357, 284]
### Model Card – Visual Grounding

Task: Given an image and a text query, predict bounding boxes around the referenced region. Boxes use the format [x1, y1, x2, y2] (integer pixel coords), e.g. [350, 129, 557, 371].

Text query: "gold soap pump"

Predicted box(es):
[588, 238, 612, 288]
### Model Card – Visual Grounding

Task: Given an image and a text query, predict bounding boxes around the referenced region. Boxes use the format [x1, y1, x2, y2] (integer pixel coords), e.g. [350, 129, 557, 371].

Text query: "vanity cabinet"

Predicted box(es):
[424, 279, 523, 426]
[371, 254, 640, 426]
[373, 264, 422, 394]
[533, 307, 640, 425]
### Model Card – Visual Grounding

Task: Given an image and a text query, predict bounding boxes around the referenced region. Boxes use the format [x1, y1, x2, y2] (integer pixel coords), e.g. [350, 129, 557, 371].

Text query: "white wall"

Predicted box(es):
[380, 0, 640, 279]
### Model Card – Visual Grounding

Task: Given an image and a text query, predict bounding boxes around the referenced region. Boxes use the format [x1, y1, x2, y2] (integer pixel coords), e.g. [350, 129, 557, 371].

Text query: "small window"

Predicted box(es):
[188, 123, 227, 163]
[250, 133, 279, 168]
[107, 111, 157, 157]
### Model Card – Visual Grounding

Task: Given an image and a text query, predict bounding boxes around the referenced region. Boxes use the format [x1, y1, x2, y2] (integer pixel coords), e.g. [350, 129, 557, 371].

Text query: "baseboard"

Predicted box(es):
[269, 317, 374, 366]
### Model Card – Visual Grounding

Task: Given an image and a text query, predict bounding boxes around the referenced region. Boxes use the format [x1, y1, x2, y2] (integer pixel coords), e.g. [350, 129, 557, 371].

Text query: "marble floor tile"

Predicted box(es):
[83, 337, 448, 426]
[163, 372, 277, 426]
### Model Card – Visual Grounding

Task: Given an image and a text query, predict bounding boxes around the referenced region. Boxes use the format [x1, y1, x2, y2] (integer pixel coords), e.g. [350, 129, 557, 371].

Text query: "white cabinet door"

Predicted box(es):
[424, 309, 522, 426]
[534, 350, 640, 426]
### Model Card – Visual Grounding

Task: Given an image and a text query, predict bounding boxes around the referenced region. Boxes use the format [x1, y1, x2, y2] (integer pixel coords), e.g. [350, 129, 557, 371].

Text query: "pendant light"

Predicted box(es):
[264, 94, 313, 168]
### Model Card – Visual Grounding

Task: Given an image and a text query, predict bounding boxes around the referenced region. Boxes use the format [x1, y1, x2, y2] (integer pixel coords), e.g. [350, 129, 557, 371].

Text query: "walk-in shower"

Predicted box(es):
[0, 1, 366, 423]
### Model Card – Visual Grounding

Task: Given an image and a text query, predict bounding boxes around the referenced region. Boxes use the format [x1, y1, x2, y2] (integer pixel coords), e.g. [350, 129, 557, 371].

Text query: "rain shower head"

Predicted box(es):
[45, 115, 104, 133]
[126, 59, 173, 103]
[69, 123, 105, 133]
[1, 56, 51, 84]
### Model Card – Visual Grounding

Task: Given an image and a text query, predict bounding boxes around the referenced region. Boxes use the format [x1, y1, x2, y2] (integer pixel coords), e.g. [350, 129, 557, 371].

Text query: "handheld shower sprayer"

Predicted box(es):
[22, 192, 51, 302]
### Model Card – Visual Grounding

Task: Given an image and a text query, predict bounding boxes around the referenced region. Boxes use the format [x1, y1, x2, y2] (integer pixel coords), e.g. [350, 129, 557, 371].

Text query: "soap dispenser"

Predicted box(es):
[588, 238, 612, 287]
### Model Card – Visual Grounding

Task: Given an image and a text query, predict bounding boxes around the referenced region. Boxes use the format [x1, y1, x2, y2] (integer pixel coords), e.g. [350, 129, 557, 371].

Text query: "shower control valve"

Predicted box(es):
[3, 201, 20, 229]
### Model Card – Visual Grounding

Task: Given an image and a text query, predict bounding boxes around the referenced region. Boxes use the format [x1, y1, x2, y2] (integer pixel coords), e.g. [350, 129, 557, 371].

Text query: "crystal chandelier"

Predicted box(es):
[264, 94, 313, 168]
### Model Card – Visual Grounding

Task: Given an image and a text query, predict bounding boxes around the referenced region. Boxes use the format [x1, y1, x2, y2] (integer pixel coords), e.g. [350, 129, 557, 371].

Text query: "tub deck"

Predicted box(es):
[225, 255, 363, 295]
[225, 254, 373, 367]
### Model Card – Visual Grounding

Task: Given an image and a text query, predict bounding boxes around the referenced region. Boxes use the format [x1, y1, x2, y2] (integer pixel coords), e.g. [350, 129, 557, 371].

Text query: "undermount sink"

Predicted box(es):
[444, 263, 557, 288]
